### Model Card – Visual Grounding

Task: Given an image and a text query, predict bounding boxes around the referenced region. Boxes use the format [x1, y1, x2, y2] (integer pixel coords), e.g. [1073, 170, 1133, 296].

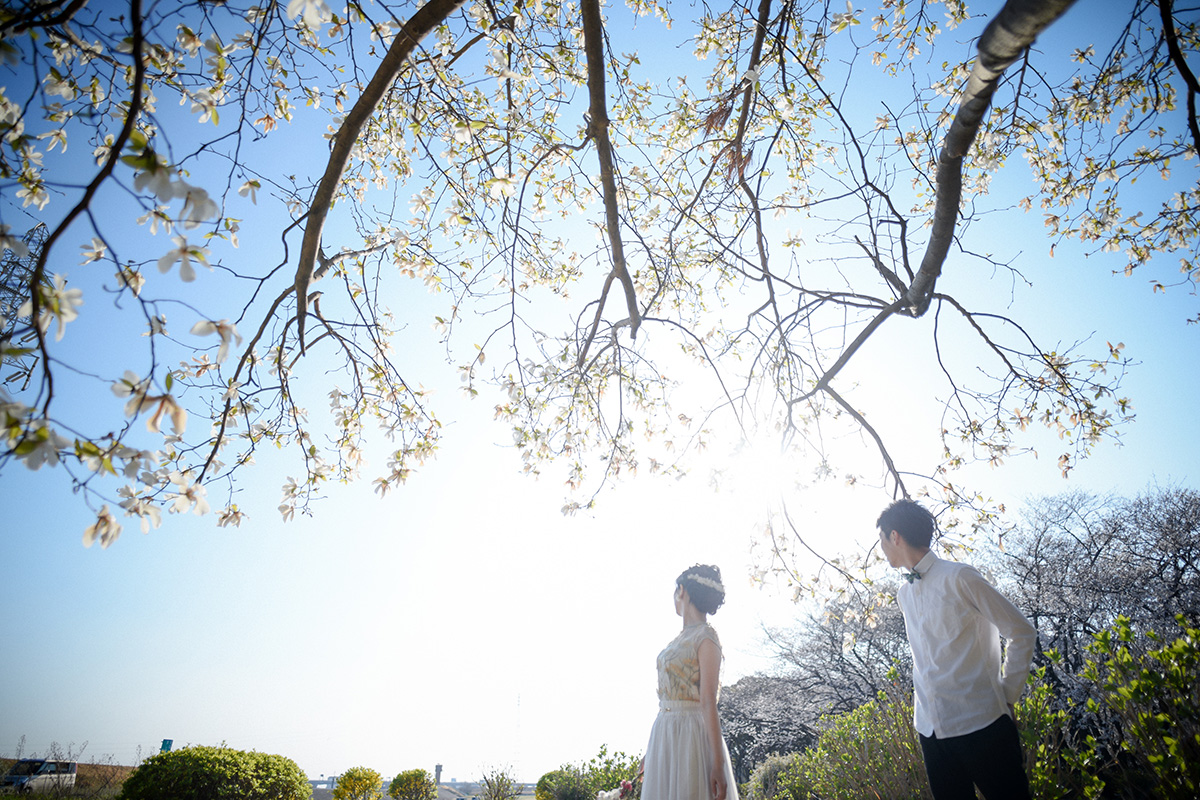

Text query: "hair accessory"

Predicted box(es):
[684, 573, 725, 592]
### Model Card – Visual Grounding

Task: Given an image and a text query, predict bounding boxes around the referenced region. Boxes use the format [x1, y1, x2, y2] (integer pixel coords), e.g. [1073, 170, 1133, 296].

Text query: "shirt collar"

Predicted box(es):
[913, 550, 937, 576]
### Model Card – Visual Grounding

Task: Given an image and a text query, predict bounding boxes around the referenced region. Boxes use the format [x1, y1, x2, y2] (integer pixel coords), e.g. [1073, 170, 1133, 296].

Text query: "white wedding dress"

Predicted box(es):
[641, 622, 740, 800]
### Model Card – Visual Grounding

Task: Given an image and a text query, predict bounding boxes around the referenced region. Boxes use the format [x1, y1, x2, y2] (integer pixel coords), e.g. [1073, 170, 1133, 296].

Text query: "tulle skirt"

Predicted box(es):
[642, 700, 740, 800]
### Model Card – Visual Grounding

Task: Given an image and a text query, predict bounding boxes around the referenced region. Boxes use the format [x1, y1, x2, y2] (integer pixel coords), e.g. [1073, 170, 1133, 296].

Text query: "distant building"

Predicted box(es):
[440, 779, 537, 798]
[307, 772, 534, 799]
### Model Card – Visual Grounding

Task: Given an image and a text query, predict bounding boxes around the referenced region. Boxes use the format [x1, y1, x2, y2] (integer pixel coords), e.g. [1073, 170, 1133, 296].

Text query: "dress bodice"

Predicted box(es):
[656, 622, 722, 702]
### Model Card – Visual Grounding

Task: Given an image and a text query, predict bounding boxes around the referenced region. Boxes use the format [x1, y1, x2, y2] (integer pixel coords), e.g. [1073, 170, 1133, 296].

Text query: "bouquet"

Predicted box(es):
[596, 777, 640, 800]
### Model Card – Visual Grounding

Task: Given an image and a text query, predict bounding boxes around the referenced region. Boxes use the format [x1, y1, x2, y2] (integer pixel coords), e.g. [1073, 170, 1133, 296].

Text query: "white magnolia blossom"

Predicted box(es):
[133, 158, 180, 202]
[217, 506, 246, 528]
[115, 267, 145, 296]
[136, 205, 172, 235]
[203, 33, 243, 70]
[183, 87, 221, 123]
[92, 134, 115, 165]
[43, 72, 76, 100]
[278, 476, 301, 521]
[115, 445, 153, 480]
[178, 185, 219, 229]
[145, 314, 168, 336]
[118, 486, 164, 534]
[37, 128, 67, 153]
[831, 0, 858, 28]
[0, 389, 29, 423]
[166, 470, 210, 516]
[79, 236, 107, 263]
[113, 371, 186, 435]
[238, 180, 259, 203]
[488, 171, 518, 199]
[190, 318, 243, 363]
[78, 441, 121, 474]
[157, 236, 210, 282]
[13, 420, 70, 470]
[286, 0, 333, 30]
[145, 394, 188, 435]
[176, 25, 204, 57]
[82, 505, 122, 548]
[112, 370, 151, 416]
[16, 182, 49, 210]
[18, 272, 83, 341]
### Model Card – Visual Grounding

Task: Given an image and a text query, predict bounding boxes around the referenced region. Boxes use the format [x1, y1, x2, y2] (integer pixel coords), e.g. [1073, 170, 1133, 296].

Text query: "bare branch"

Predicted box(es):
[28, 0, 147, 417]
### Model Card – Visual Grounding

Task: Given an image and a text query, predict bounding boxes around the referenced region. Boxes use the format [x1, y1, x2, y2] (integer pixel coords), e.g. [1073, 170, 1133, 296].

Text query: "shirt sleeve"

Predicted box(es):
[960, 567, 1038, 704]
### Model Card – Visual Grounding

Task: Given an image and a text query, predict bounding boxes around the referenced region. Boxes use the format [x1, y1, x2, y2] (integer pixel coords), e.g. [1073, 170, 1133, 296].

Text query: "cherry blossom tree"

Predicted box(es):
[0, 0, 1194, 546]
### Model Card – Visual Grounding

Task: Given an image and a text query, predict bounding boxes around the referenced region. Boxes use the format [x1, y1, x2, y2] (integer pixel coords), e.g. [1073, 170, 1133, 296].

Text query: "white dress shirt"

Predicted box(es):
[898, 551, 1037, 738]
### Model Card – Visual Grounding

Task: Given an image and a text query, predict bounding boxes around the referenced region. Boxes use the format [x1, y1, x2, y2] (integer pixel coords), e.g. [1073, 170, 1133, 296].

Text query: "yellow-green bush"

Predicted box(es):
[790, 685, 929, 800]
[118, 745, 310, 800]
[389, 769, 436, 800]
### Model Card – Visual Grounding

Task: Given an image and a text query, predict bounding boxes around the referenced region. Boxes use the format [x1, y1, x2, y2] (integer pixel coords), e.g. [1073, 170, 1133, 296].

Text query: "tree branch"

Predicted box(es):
[0, 0, 88, 35]
[294, 0, 468, 354]
[1158, 0, 1200, 155]
[576, 0, 641, 369]
[28, 0, 146, 417]
[906, 0, 1077, 316]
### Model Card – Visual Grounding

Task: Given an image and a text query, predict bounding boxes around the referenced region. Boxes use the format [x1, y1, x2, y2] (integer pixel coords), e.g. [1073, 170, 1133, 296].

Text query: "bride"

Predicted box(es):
[641, 565, 739, 800]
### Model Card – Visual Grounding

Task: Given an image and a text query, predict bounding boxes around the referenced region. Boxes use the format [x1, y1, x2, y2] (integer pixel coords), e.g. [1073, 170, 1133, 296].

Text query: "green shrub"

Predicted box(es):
[388, 769, 436, 800]
[772, 758, 815, 800]
[535, 769, 586, 800]
[539, 745, 640, 800]
[745, 753, 803, 800]
[1083, 615, 1200, 797]
[334, 766, 383, 800]
[577, 745, 640, 799]
[1015, 664, 1106, 800]
[796, 685, 928, 800]
[118, 745, 310, 800]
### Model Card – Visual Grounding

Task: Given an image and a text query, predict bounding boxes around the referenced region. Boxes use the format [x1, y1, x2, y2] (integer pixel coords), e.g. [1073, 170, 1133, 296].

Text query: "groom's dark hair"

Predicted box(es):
[877, 499, 936, 549]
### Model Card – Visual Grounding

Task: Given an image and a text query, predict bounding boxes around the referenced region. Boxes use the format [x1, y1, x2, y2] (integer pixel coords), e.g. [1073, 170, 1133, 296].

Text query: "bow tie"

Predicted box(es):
[905, 569, 922, 584]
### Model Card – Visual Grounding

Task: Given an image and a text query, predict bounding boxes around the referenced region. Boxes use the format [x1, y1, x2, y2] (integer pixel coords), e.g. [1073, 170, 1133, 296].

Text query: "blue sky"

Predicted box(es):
[2, 0, 1198, 786]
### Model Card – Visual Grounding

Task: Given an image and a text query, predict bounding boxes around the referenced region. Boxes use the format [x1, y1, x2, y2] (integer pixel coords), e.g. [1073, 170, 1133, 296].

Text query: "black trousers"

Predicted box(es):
[918, 715, 1031, 800]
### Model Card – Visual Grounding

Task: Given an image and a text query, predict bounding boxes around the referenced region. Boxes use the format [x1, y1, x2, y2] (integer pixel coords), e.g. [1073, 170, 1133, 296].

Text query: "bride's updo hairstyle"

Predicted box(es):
[677, 564, 726, 615]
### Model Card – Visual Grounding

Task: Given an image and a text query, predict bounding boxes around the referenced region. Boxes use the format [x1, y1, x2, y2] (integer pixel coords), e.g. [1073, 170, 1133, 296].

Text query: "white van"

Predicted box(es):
[1, 759, 78, 794]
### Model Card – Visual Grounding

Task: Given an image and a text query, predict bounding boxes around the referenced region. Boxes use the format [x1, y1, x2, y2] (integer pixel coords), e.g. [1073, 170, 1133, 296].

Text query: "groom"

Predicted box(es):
[877, 499, 1037, 800]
